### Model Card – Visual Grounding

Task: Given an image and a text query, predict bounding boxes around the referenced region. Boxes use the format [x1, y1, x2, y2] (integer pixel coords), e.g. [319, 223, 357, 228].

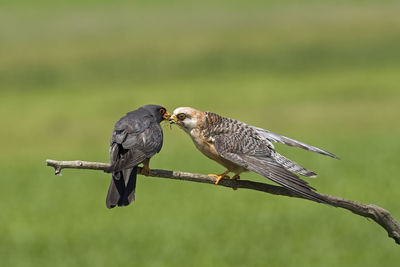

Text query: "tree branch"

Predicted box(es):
[46, 159, 400, 245]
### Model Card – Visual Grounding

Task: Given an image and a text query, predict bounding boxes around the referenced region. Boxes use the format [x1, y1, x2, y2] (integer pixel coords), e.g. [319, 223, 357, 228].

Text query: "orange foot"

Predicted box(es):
[231, 174, 240, 191]
[209, 170, 230, 185]
[140, 158, 151, 176]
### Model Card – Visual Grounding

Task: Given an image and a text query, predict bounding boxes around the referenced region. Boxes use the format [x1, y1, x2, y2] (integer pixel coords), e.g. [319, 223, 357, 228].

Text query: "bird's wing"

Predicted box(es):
[109, 143, 148, 172]
[110, 121, 163, 171]
[106, 110, 164, 208]
[251, 126, 339, 159]
[213, 134, 330, 204]
[114, 113, 152, 134]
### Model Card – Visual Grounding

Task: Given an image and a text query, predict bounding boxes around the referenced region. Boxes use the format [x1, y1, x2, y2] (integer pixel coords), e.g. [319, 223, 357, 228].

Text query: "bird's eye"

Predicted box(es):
[177, 113, 186, 120]
[159, 108, 166, 115]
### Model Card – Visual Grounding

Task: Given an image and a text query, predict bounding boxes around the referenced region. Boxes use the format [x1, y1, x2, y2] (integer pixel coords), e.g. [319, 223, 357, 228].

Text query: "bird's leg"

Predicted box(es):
[232, 174, 240, 180]
[231, 174, 240, 191]
[140, 158, 151, 176]
[208, 170, 230, 185]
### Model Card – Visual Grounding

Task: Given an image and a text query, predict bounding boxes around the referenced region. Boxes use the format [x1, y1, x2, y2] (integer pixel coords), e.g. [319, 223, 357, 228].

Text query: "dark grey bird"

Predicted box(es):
[170, 107, 339, 205]
[105, 104, 170, 208]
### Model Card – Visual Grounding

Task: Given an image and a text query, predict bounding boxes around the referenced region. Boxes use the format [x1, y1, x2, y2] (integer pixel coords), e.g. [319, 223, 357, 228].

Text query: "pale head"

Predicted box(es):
[170, 107, 204, 133]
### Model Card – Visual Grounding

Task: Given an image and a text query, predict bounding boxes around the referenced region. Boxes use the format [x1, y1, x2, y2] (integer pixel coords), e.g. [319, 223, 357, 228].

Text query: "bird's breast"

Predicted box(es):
[190, 129, 218, 160]
[189, 128, 244, 173]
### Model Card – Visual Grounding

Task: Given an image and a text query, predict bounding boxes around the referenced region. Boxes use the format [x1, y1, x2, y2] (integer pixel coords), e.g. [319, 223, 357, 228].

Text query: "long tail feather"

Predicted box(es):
[241, 154, 333, 205]
[105, 166, 137, 208]
[271, 151, 317, 177]
[252, 127, 339, 159]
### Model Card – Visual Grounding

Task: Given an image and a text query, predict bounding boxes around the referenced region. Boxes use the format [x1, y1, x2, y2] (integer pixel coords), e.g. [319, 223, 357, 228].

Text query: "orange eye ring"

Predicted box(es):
[177, 113, 186, 120]
[159, 108, 166, 115]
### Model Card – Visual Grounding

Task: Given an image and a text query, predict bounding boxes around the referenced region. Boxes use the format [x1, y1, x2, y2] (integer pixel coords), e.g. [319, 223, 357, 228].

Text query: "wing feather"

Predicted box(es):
[252, 127, 339, 159]
[110, 122, 163, 171]
[213, 134, 331, 205]
[106, 108, 164, 208]
[225, 152, 330, 204]
[109, 143, 148, 172]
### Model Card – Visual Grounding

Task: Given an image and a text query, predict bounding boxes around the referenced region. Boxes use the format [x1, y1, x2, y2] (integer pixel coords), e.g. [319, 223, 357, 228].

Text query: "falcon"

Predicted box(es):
[169, 107, 338, 204]
[105, 104, 170, 208]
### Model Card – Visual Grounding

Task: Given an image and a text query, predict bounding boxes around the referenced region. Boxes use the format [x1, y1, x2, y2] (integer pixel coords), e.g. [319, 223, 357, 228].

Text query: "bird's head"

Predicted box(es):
[169, 107, 204, 133]
[140, 104, 170, 123]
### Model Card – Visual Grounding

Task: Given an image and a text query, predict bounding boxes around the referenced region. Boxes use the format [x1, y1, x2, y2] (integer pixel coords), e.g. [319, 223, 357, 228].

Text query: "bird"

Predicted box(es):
[169, 107, 338, 204]
[105, 104, 170, 209]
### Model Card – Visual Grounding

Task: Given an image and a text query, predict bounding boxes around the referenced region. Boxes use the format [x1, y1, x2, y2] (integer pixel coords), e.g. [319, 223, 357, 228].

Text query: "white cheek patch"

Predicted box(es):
[182, 118, 197, 131]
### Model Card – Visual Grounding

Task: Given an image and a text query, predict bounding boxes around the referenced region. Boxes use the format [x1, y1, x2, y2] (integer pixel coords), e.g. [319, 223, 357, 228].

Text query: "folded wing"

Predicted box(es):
[106, 118, 163, 208]
[214, 134, 332, 205]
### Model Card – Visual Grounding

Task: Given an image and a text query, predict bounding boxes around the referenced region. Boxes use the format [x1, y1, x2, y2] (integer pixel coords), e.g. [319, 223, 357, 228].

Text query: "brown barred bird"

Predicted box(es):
[169, 107, 338, 204]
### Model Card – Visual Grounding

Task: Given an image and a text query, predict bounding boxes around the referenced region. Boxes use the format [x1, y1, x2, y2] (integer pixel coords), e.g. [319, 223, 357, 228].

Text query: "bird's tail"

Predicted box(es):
[106, 166, 138, 209]
[271, 151, 317, 178]
[240, 154, 333, 205]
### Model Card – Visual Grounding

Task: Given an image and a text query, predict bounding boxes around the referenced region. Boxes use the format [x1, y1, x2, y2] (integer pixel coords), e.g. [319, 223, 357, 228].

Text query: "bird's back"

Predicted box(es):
[106, 108, 163, 208]
[203, 112, 272, 154]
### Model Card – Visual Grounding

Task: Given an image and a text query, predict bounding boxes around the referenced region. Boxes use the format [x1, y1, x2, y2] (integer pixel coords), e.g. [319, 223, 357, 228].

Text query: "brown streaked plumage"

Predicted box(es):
[170, 107, 339, 205]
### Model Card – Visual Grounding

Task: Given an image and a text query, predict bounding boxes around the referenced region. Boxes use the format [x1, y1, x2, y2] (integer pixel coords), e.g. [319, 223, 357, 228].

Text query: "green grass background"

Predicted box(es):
[1, 0, 400, 266]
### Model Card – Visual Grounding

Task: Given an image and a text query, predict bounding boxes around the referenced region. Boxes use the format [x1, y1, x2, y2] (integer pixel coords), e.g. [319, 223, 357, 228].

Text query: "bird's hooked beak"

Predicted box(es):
[163, 111, 171, 120]
[169, 114, 177, 124]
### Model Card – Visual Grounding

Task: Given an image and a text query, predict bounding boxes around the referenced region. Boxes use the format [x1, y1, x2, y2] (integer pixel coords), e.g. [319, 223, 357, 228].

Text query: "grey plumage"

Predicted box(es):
[251, 126, 339, 159]
[271, 151, 317, 178]
[106, 104, 167, 209]
[200, 111, 338, 205]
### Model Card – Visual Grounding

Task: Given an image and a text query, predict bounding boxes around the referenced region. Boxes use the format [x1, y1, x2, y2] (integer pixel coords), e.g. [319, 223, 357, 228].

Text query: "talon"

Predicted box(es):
[232, 174, 240, 190]
[140, 158, 151, 176]
[214, 175, 229, 184]
[232, 174, 240, 180]
[208, 170, 230, 185]
[140, 166, 151, 176]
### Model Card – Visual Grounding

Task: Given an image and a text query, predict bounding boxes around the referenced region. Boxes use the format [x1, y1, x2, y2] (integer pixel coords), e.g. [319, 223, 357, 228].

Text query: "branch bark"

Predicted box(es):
[46, 159, 400, 245]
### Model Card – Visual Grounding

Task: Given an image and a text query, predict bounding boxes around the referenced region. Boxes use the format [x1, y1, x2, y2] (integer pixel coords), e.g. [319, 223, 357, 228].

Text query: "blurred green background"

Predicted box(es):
[1, 0, 399, 266]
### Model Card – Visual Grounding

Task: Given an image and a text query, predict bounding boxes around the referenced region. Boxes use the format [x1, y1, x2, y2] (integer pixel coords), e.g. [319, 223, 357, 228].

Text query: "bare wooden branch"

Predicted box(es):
[46, 159, 400, 245]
